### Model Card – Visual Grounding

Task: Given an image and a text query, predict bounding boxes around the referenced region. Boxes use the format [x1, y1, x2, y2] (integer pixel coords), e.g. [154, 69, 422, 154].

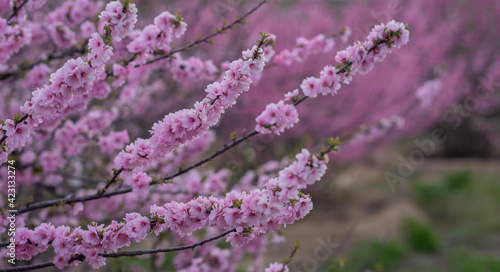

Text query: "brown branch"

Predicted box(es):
[0, 260, 54, 272]
[2, 229, 236, 271]
[102, 228, 236, 258]
[97, 168, 123, 196]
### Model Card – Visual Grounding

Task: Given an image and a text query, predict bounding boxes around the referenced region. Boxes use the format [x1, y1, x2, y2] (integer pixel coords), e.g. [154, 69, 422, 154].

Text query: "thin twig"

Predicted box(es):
[0, 44, 87, 81]
[97, 168, 123, 196]
[0, 260, 54, 272]
[6, 0, 29, 22]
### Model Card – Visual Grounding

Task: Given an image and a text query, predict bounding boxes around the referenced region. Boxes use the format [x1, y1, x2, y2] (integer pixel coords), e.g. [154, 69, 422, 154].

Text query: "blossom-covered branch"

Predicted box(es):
[6, 141, 338, 269]
[140, 0, 269, 67]
[6, 0, 30, 22]
[3, 228, 236, 271]
[6, 20, 409, 216]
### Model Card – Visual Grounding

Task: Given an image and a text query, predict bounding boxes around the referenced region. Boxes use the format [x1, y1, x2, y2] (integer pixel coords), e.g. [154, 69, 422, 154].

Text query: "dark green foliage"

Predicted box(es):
[401, 218, 440, 253]
[444, 171, 472, 191]
[448, 250, 500, 272]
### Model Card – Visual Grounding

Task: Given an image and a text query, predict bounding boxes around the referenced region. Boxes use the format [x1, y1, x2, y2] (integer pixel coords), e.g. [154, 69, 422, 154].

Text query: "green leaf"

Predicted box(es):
[122, 0, 131, 9]
[14, 113, 22, 123]
[229, 131, 237, 141]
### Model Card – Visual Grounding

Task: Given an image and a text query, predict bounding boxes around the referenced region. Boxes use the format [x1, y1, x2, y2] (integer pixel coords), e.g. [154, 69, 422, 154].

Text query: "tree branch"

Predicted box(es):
[2, 229, 236, 271]
[103, 228, 236, 258]
[97, 168, 123, 196]
[1, 260, 54, 271]
[0, 44, 87, 81]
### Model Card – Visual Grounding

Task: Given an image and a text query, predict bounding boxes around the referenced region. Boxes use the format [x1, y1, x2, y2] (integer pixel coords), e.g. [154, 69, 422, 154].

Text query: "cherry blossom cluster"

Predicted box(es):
[19, 36, 109, 126]
[271, 27, 352, 67]
[6, 148, 329, 269]
[127, 11, 187, 55]
[301, 20, 410, 99]
[177, 246, 233, 272]
[10, 0, 47, 13]
[114, 52, 217, 89]
[113, 39, 270, 174]
[348, 115, 405, 146]
[111, 12, 213, 87]
[416, 79, 442, 107]
[124, 172, 151, 196]
[150, 131, 216, 174]
[87, 33, 114, 69]
[169, 168, 229, 197]
[265, 262, 289, 272]
[216, 34, 276, 86]
[99, 130, 130, 154]
[23, 64, 52, 89]
[337, 20, 409, 76]
[0, 0, 132, 164]
[99, 0, 138, 41]
[0, 117, 29, 163]
[168, 54, 219, 82]
[124, 165, 228, 199]
[273, 33, 335, 66]
[255, 100, 299, 135]
[0, 17, 32, 63]
[254, 21, 409, 137]
[53, 108, 121, 156]
[46, 0, 102, 48]
[47, 0, 101, 28]
[3, 107, 126, 189]
[170, 233, 269, 272]
[300, 65, 342, 98]
[6, 131, 217, 222]
[0, 0, 48, 63]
